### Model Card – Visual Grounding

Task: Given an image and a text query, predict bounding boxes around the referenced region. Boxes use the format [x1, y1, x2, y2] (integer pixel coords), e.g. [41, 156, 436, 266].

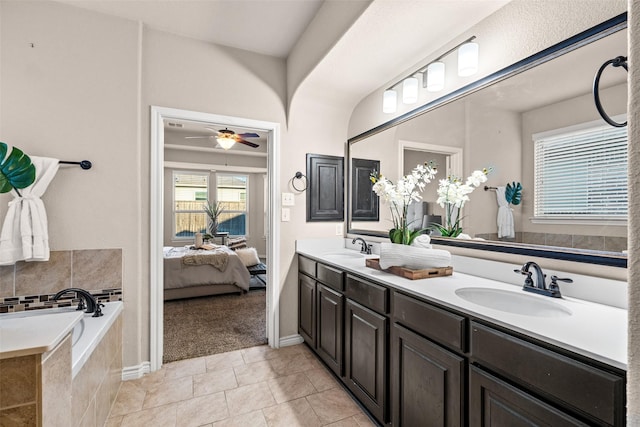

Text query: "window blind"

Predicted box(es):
[534, 123, 627, 219]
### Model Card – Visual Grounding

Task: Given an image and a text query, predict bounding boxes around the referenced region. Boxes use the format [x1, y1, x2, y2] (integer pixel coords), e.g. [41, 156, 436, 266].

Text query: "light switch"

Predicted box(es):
[281, 208, 291, 222]
[282, 192, 295, 206]
[336, 224, 343, 235]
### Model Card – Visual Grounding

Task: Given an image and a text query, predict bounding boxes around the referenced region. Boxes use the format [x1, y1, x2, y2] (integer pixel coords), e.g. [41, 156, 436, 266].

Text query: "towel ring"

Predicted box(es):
[292, 171, 307, 192]
[593, 55, 627, 128]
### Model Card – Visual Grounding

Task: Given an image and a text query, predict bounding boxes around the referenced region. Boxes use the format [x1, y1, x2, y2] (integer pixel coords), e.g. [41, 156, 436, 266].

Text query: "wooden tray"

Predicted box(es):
[365, 258, 453, 280]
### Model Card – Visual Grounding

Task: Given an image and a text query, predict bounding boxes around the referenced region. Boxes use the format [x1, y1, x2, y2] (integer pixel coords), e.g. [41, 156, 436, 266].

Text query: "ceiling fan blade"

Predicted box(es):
[237, 132, 259, 138]
[185, 136, 212, 139]
[237, 138, 259, 148]
[204, 127, 219, 133]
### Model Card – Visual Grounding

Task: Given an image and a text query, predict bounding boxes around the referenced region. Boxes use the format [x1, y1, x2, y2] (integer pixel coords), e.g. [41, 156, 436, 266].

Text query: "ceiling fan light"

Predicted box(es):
[216, 136, 236, 150]
[402, 76, 419, 104]
[383, 89, 397, 113]
[426, 62, 445, 92]
[458, 41, 479, 77]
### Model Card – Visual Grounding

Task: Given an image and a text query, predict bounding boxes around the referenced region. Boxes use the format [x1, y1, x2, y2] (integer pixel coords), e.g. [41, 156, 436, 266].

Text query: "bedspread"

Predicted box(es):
[163, 246, 250, 292]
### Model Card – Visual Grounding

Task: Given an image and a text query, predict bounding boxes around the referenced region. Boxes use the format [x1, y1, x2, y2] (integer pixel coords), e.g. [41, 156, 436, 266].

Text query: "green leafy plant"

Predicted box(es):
[0, 142, 36, 194]
[505, 181, 523, 206]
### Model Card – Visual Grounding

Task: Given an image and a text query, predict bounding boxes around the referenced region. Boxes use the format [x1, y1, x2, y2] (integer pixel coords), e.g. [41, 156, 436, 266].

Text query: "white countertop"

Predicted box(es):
[297, 239, 628, 371]
[0, 310, 83, 359]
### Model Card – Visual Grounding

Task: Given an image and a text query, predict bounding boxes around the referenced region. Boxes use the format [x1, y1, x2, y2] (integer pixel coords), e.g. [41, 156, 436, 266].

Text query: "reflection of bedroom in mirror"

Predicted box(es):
[161, 117, 269, 363]
[349, 16, 628, 267]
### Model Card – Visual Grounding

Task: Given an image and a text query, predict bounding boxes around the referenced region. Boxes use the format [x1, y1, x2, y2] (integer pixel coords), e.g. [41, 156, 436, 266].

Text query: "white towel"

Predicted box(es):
[379, 243, 451, 270]
[0, 156, 59, 265]
[496, 186, 515, 238]
[411, 234, 432, 249]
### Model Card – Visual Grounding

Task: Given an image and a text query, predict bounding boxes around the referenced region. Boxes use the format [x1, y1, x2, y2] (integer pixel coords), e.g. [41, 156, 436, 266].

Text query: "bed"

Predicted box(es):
[163, 245, 251, 300]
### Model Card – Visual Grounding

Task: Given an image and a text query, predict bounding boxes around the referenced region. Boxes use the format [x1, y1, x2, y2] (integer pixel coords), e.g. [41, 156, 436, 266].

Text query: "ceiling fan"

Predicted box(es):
[185, 127, 260, 150]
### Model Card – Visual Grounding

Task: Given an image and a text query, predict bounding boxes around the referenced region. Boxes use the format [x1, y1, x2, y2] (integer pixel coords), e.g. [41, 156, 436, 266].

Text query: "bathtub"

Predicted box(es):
[0, 301, 123, 377]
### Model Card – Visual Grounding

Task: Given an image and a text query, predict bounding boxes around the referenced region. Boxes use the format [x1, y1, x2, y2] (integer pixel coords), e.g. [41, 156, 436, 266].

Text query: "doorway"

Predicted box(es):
[150, 106, 281, 371]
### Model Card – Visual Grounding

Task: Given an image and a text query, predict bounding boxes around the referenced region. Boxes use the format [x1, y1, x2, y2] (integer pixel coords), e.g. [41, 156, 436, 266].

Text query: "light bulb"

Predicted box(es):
[458, 42, 479, 77]
[402, 77, 419, 104]
[383, 90, 397, 113]
[426, 62, 445, 92]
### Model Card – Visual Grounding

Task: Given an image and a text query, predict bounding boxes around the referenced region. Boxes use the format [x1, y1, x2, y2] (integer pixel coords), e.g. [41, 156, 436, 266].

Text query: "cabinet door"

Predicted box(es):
[469, 365, 589, 427]
[316, 284, 344, 376]
[298, 274, 316, 347]
[391, 323, 464, 427]
[345, 299, 387, 424]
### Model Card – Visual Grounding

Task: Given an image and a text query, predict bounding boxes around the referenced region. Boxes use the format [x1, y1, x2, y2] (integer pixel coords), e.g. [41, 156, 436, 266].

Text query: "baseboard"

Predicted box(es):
[122, 361, 151, 381]
[279, 334, 304, 347]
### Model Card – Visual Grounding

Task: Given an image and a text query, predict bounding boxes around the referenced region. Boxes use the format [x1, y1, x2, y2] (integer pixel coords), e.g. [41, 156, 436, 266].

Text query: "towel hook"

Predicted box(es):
[593, 55, 627, 128]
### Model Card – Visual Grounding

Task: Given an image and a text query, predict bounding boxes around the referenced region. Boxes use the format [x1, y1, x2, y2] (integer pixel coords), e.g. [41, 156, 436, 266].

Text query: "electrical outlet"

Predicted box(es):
[282, 192, 294, 206]
[281, 208, 291, 222]
[336, 224, 343, 235]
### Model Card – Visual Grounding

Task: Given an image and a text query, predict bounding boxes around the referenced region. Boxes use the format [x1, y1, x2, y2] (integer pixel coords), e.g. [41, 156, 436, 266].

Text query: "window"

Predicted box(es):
[217, 174, 248, 236]
[173, 172, 208, 239]
[533, 120, 627, 221]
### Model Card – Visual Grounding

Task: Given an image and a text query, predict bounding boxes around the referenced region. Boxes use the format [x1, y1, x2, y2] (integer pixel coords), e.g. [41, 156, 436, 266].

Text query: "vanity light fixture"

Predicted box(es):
[216, 135, 236, 150]
[402, 76, 419, 104]
[381, 36, 478, 113]
[383, 89, 397, 113]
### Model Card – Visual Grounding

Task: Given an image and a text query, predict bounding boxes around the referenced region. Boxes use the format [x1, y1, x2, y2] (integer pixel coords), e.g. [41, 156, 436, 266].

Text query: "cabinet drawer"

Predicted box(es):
[317, 263, 344, 291]
[345, 275, 388, 314]
[470, 322, 625, 426]
[298, 255, 316, 277]
[392, 292, 466, 353]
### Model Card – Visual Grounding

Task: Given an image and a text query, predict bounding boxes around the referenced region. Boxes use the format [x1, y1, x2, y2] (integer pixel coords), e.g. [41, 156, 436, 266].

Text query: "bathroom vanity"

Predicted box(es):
[297, 240, 626, 426]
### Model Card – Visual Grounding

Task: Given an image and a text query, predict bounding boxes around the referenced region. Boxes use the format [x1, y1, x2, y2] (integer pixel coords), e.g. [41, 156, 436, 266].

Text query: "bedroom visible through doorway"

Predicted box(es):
[149, 106, 281, 371]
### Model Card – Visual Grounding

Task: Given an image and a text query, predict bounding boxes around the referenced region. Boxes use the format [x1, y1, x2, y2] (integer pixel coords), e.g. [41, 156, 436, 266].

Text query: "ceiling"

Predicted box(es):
[56, 0, 512, 150]
[55, 0, 324, 58]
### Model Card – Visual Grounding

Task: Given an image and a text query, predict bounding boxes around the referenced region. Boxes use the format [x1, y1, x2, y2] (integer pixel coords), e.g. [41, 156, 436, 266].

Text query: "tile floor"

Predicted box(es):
[105, 344, 376, 427]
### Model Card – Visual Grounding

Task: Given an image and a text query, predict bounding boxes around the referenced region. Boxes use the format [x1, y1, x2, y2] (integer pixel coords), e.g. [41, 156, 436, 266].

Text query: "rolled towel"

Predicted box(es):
[411, 234, 431, 249]
[379, 243, 451, 270]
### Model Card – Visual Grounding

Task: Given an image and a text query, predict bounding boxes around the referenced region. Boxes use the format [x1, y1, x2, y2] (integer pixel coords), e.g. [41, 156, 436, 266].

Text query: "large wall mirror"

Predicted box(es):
[347, 14, 628, 268]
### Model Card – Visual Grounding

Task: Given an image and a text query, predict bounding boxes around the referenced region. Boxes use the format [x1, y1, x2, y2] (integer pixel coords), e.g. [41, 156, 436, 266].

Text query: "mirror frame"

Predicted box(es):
[347, 12, 628, 268]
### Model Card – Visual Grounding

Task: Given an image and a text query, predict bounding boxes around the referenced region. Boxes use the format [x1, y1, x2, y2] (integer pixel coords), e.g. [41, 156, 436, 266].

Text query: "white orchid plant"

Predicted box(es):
[370, 162, 437, 245]
[433, 168, 491, 237]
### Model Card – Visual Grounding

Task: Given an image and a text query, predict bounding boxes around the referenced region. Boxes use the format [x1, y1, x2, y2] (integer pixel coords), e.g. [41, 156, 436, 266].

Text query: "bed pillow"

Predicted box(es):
[226, 236, 247, 250]
[235, 247, 261, 267]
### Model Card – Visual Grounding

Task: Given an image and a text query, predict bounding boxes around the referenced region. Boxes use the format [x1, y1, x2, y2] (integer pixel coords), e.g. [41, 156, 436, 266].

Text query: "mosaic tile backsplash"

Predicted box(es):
[0, 249, 123, 313]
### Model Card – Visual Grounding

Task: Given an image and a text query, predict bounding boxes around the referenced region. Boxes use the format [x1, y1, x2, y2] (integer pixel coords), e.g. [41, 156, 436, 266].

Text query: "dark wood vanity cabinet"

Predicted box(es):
[298, 258, 626, 427]
[344, 274, 390, 425]
[298, 256, 345, 377]
[391, 323, 464, 426]
[317, 284, 344, 375]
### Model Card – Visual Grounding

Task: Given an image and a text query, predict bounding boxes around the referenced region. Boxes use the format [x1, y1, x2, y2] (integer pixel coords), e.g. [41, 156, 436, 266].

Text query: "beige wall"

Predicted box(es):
[0, 0, 352, 368]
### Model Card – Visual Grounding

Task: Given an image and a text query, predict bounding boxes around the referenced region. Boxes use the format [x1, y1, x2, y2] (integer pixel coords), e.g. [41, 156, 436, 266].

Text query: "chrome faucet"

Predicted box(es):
[514, 262, 572, 298]
[53, 288, 104, 317]
[352, 237, 372, 254]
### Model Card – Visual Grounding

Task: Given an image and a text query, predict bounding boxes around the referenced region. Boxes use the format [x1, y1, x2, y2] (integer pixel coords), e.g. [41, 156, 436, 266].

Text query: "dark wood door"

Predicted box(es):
[316, 284, 344, 376]
[351, 157, 380, 221]
[298, 274, 316, 347]
[469, 365, 589, 427]
[345, 299, 387, 424]
[391, 323, 464, 427]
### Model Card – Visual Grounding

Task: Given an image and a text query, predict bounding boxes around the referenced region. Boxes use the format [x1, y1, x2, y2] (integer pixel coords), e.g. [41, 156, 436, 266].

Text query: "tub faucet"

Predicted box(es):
[513, 262, 572, 298]
[352, 237, 372, 254]
[53, 288, 104, 317]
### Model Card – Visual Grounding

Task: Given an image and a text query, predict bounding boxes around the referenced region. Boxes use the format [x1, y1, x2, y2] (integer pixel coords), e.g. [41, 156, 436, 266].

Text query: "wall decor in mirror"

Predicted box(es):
[348, 13, 628, 268]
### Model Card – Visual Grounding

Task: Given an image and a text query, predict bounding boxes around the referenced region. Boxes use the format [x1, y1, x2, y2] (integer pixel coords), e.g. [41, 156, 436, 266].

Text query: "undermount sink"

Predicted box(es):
[322, 251, 364, 260]
[455, 287, 572, 317]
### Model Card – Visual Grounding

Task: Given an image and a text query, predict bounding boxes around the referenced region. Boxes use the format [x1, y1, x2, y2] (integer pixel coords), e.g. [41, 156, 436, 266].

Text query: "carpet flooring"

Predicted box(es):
[163, 289, 267, 363]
